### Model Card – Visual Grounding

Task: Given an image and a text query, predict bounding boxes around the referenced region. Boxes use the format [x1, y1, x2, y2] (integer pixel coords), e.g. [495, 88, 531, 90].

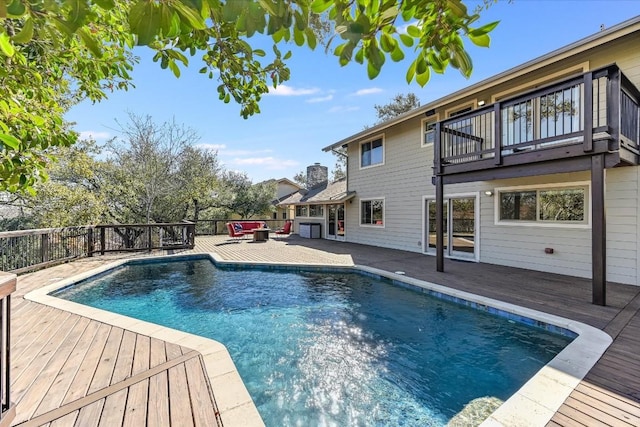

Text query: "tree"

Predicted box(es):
[1, 1, 498, 194]
[219, 171, 276, 219]
[331, 147, 347, 181]
[374, 93, 421, 124]
[105, 114, 200, 224]
[293, 170, 307, 187]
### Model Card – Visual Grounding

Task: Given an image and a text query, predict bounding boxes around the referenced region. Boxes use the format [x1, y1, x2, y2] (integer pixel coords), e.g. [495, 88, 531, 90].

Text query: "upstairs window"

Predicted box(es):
[360, 137, 384, 168]
[422, 120, 436, 146]
[296, 206, 308, 217]
[309, 205, 324, 217]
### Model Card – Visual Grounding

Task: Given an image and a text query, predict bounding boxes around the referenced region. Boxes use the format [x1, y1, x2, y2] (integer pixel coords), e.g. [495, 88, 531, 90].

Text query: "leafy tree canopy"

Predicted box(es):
[0, 0, 498, 194]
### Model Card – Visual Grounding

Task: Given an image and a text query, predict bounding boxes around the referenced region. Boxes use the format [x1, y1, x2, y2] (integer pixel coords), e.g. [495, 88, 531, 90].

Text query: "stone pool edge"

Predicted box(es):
[25, 252, 613, 427]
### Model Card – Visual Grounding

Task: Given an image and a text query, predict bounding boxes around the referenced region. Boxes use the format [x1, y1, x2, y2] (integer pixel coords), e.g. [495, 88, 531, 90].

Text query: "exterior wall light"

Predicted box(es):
[478, 100, 486, 106]
[484, 190, 493, 196]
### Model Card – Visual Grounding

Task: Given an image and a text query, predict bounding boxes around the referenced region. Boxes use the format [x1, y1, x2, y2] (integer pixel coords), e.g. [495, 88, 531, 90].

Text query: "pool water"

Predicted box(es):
[53, 258, 572, 426]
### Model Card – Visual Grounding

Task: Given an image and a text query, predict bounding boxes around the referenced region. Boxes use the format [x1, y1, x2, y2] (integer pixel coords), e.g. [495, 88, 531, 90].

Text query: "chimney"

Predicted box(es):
[306, 163, 328, 189]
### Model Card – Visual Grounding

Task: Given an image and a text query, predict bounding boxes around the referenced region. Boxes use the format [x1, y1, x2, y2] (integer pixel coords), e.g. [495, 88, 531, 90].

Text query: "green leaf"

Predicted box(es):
[367, 60, 381, 80]
[469, 21, 500, 37]
[78, 28, 104, 57]
[390, 46, 404, 62]
[129, 1, 161, 45]
[0, 1, 6, 18]
[12, 18, 33, 44]
[405, 25, 421, 37]
[406, 58, 417, 84]
[94, 0, 115, 9]
[416, 67, 431, 87]
[0, 133, 20, 149]
[172, 1, 207, 30]
[447, 0, 468, 18]
[399, 33, 413, 47]
[469, 33, 490, 48]
[6, 0, 25, 17]
[293, 27, 304, 46]
[168, 60, 181, 78]
[0, 33, 15, 57]
[310, 0, 332, 13]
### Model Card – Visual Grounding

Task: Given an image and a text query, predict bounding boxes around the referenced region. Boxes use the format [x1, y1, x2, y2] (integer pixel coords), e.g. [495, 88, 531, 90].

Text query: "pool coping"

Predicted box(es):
[24, 252, 613, 427]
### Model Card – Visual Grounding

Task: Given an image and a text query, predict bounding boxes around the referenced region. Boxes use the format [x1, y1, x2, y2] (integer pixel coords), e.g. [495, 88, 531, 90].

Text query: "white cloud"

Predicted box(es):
[353, 88, 383, 96]
[306, 95, 334, 103]
[268, 85, 320, 96]
[78, 130, 111, 141]
[229, 156, 300, 170]
[328, 106, 360, 113]
[197, 143, 226, 152]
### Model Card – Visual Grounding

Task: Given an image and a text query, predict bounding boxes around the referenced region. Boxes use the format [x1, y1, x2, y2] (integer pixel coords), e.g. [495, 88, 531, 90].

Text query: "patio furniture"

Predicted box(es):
[253, 228, 270, 242]
[226, 222, 247, 241]
[274, 220, 292, 238]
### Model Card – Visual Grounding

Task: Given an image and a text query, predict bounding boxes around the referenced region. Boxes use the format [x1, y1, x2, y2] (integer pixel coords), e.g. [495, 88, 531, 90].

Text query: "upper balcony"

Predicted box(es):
[434, 64, 640, 183]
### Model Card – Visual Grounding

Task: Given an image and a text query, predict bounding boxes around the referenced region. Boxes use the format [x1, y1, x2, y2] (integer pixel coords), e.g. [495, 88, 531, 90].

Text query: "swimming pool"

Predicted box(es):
[50, 256, 575, 426]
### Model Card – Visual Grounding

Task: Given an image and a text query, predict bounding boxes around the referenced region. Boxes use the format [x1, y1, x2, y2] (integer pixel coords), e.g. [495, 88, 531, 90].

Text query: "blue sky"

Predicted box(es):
[66, 1, 640, 183]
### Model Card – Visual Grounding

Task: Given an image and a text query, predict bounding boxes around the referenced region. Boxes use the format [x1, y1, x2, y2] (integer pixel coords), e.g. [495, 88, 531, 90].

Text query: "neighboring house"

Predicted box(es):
[322, 16, 640, 304]
[270, 178, 303, 221]
[278, 164, 354, 240]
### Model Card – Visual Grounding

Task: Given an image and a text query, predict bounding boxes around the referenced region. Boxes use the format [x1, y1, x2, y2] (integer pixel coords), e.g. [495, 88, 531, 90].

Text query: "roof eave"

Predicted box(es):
[322, 15, 640, 152]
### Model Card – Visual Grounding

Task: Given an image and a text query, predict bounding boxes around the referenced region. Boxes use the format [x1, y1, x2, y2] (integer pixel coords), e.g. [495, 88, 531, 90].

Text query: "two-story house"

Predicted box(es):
[321, 16, 640, 305]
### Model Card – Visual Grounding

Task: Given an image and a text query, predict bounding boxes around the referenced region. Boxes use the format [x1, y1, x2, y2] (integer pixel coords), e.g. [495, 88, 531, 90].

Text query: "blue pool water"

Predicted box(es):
[53, 257, 572, 426]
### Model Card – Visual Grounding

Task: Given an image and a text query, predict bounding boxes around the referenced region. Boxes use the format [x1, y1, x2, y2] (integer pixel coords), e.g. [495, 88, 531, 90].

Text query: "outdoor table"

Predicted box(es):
[253, 228, 270, 242]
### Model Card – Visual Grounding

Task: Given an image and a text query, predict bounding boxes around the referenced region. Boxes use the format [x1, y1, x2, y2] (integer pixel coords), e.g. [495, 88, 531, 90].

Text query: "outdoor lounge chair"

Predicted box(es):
[274, 220, 292, 238]
[226, 222, 247, 241]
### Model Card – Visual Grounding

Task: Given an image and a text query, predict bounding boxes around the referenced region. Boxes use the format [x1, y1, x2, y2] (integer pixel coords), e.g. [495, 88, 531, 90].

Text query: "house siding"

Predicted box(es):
[341, 23, 640, 286]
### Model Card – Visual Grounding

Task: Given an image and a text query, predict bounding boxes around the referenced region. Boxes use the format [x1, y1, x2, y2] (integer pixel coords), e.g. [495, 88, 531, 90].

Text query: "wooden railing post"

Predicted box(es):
[0, 273, 16, 427]
[607, 66, 621, 151]
[87, 228, 94, 257]
[494, 102, 502, 165]
[583, 71, 594, 152]
[147, 226, 153, 252]
[100, 227, 106, 255]
[40, 233, 49, 264]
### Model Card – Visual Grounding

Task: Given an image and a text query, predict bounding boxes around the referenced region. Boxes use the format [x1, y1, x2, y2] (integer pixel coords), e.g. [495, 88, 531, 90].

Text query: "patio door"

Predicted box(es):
[425, 195, 478, 260]
[327, 204, 345, 241]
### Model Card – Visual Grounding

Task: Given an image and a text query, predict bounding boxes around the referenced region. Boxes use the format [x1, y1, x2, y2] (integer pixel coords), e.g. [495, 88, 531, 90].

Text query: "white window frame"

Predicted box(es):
[308, 204, 324, 218]
[359, 134, 385, 169]
[421, 118, 437, 147]
[295, 205, 308, 217]
[359, 198, 385, 228]
[494, 181, 591, 228]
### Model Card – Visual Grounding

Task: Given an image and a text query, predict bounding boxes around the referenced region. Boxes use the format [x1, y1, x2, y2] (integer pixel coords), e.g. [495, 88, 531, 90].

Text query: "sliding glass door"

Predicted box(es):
[425, 195, 477, 260]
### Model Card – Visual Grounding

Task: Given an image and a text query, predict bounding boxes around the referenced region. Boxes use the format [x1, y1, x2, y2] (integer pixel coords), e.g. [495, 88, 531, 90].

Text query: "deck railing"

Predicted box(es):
[0, 273, 15, 427]
[193, 219, 288, 235]
[0, 222, 196, 273]
[436, 64, 640, 170]
[90, 222, 195, 255]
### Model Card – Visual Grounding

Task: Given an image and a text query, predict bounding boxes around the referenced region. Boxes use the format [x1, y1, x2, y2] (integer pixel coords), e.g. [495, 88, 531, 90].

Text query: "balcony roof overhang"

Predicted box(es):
[322, 15, 640, 153]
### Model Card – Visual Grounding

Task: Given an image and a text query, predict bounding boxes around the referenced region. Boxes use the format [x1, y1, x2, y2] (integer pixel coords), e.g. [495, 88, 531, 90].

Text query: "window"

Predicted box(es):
[422, 120, 436, 146]
[309, 205, 324, 217]
[282, 212, 287, 220]
[361, 199, 384, 226]
[360, 137, 384, 168]
[498, 185, 588, 224]
[296, 205, 308, 217]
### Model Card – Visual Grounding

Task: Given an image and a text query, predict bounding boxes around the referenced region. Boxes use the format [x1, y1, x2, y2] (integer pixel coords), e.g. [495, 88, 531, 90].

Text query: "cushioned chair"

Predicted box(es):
[227, 222, 247, 241]
[274, 220, 292, 238]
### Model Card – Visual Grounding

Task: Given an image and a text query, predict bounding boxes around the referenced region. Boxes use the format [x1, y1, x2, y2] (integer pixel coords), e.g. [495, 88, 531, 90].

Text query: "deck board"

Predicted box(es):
[9, 235, 640, 427]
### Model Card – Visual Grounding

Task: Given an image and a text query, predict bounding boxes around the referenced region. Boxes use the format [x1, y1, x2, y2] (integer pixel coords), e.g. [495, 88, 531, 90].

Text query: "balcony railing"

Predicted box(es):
[435, 64, 640, 174]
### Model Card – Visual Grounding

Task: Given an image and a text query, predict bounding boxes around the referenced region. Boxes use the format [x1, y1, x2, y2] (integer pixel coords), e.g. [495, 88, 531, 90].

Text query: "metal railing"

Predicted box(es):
[437, 64, 640, 168]
[0, 222, 196, 273]
[193, 219, 288, 236]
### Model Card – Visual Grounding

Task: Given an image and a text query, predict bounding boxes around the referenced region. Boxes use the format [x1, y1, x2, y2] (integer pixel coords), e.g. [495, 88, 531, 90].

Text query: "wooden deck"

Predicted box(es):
[9, 235, 640, 426]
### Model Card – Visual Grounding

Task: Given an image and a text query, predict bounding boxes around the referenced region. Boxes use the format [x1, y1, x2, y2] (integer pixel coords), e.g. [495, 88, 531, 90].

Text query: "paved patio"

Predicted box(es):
[8, 234, 640, 426]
